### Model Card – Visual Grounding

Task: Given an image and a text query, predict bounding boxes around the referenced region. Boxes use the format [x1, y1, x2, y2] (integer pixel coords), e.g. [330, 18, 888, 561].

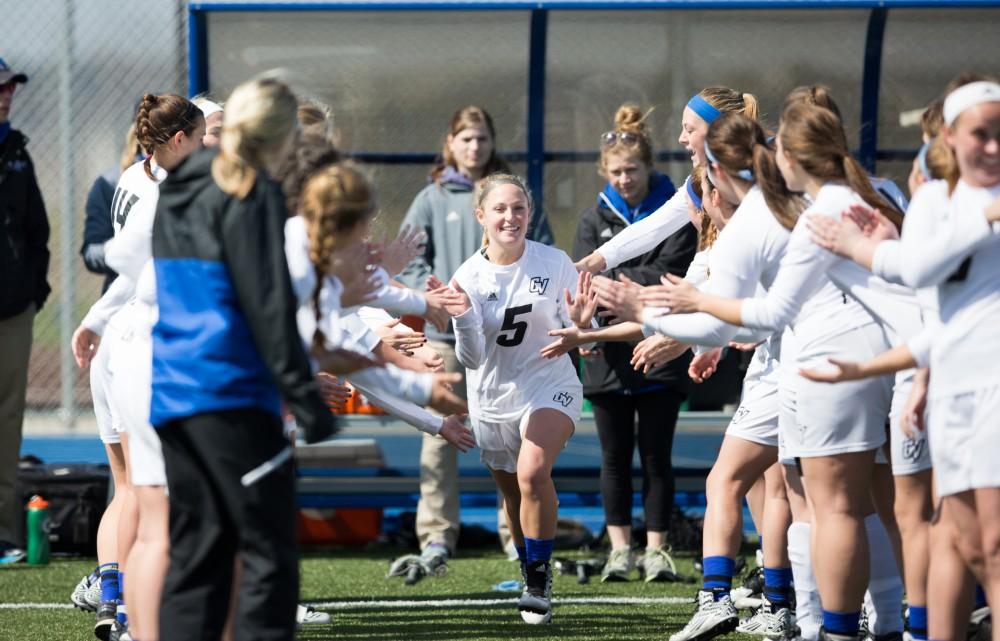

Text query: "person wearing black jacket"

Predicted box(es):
[0, 58, 49, 562]
[151, 78, 335, 641]
[572, 104, 697, 583]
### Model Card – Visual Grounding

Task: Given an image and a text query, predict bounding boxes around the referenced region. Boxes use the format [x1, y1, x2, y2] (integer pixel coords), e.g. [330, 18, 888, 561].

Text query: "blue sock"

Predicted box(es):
[908, 605, 928, 641]
[763, 566, 793, 608]
[116, 573, 127, 625]
[975, 584, 987, 609]
[524, 538, 554, 563]
[823, 609, 860, 637]
[516, 545, 527, 563]
[98, 563, 119, 604]
[702, 556, 735, 598]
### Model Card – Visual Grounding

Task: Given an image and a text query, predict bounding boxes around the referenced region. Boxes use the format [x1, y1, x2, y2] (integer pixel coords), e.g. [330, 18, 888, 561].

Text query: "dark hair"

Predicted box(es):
[706, 112, 804, 230]
[276, 131, 341, 217]
[779, 102, 900, 229]
[430, 105, 509, 182]
[782, 85, 843, 122]
[135, 93, 203, 180]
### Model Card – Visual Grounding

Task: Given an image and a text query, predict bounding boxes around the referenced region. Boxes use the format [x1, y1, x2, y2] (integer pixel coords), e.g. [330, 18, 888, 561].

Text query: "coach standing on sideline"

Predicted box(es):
[0, 57, 50, 564]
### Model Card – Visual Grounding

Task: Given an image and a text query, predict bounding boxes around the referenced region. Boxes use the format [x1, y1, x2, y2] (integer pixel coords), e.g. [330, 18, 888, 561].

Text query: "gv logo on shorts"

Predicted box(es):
[553, 392, 573, 407]
[529, 277, 549, 295]
[902, 435, 926, 462]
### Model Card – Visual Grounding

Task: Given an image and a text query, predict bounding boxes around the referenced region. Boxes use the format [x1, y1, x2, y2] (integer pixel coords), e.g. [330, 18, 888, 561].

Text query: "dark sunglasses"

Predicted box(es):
[600, 131, 640, 147]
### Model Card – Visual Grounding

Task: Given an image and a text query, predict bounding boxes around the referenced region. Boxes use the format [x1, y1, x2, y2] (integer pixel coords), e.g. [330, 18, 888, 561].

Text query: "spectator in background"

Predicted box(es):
[80, 121, 141, 292]
[572, 104, 697, 582]
[0, 57, 50, 564]
[397, 106, 552, 563]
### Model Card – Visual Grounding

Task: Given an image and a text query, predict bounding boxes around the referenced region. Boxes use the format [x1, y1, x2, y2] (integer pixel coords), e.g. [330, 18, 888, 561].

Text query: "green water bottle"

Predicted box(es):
[26, 495, 50, 565]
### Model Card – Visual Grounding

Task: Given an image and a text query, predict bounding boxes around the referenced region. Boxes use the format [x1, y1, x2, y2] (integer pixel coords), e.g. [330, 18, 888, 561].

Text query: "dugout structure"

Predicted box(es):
[189, 0, 1000, 250]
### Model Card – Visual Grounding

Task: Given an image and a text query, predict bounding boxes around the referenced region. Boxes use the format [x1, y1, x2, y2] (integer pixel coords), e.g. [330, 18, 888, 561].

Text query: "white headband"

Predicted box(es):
[943, 81, 1000, 126]
[193, 98, 223, 118]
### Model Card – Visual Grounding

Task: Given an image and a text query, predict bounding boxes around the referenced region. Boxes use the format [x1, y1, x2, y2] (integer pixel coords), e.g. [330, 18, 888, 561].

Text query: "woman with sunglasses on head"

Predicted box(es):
[576, 87, 758, 275]
[571, 103, 697, 584]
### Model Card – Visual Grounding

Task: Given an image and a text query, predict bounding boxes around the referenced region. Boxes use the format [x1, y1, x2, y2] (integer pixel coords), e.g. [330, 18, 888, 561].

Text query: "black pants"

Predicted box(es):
[158, 409, 298, 641]
[589, 390, 684, 533]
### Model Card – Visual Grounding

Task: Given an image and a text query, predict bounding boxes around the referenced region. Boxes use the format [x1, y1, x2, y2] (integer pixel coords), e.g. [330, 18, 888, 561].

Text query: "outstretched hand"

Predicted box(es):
[630, 334, 688, 373]
[798, 357, 863, 383]
[649, 273, 701, 315]
[382, 225, 426, 276]
[565, 271, 598, 328]
[592, 274, 644, 323]
[439, 414, 476, 453]
[688, 347, 722, 384]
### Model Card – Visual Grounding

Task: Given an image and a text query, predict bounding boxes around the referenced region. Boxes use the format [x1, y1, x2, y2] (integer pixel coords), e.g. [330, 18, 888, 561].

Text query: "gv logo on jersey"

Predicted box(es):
[529, 277, 549, 295]
[553, 392, 573, 407]
[902, 435, 927, 463]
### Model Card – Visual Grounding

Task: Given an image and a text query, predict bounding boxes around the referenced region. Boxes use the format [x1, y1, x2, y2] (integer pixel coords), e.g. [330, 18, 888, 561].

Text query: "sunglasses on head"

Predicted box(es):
[600, 131, 640, 147]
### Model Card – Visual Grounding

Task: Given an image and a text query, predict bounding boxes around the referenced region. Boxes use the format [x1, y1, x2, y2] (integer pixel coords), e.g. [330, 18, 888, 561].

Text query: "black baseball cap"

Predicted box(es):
[0, 58, 28, 85]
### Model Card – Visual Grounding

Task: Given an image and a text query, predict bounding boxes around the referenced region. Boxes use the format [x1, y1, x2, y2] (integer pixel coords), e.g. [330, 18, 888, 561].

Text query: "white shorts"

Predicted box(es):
[110, 325, 165, 487]
[888, 369, 932, 476]
[779, 323, 893, 459]
[472, 384, 582, 474]
[928, 384, 1000, 498]
[90, 329, 121, 445]
[726, 376, 779, 448]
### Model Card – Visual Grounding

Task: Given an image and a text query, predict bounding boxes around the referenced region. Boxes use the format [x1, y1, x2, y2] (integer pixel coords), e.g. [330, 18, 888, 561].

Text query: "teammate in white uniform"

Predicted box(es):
[430, 173, 594, 625]
[576, 86, 760, 275]
[72, 94, 204, 641]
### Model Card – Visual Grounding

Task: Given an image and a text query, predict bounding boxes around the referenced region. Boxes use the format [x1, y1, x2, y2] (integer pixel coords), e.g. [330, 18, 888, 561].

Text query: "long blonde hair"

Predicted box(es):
[212, 77, 298, 199]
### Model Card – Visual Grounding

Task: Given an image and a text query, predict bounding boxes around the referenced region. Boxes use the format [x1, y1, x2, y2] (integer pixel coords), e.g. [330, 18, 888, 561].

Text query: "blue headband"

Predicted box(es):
[685, 174, 703, 210]
[917, 140, 932, 181]
[704, 140, 753, 182]
[687, 94, 721, 124]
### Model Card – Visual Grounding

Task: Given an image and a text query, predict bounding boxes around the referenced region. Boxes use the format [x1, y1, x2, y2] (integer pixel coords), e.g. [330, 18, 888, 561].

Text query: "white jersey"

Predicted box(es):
[927, 181, 1000, 396]
[872, 180, 1000, 289]
[641, 188, 787, 349]
[598, 186, 691, 270]
[740, 186, 881, 368]
[283, 216, 440, 433]
[452, 240, 581, 422]
[745, 184, 923, 346]
[80, 160, 164, 334]
[344, 266, 426, 317]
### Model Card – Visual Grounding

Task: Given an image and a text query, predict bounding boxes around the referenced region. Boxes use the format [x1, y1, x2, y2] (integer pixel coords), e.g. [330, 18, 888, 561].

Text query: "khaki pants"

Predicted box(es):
[0, 303, 35, 543]
[416, 340, 511, 553]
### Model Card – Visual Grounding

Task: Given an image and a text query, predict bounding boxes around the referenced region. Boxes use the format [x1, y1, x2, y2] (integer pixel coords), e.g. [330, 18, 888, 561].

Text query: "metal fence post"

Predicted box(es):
[58, 0, 76, 428]
[860, 7, 887, 175]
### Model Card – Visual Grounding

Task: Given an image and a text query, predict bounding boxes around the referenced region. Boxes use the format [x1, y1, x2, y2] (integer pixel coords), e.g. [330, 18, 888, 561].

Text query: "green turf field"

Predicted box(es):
[0, 549, 760, 641]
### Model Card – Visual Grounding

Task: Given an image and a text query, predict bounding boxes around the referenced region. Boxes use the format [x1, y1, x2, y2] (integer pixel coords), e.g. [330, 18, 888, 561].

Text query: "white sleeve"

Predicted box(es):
[339, 312, 382, 353]
[598, 188, 690, 270]
[80, 273, 135, 335]
[348, 363, 432, 407]
[740, 217, 835, 331]
[351, 267, 427, 316]
[907, 328, 934, 369]
[356, 306, 397, 332]
[883, 184, 996, 289]
[103, 212, 152, 283]
[349, 378, 443, 435]
[453, 304, 485, 370]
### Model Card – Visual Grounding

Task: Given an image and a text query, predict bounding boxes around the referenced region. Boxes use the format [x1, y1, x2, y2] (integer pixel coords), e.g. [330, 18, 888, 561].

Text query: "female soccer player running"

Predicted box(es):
[432, 173, 596, 624]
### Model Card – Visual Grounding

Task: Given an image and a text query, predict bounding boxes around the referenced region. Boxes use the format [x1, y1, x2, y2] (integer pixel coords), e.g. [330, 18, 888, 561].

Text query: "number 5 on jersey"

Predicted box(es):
[496, 304, 532, 347]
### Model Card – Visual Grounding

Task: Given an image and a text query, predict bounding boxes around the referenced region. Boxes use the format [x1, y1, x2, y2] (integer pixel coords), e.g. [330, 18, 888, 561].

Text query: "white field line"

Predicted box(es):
[0, 595, 691, 611]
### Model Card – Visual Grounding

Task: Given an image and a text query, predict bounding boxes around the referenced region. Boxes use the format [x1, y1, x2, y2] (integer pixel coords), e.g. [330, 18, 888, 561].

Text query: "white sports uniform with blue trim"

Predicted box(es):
[452, 240, 583, 473]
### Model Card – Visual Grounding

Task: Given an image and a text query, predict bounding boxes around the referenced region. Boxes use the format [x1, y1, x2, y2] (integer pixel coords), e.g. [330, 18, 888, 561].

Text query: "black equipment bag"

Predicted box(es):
[14, 459, 110, 555]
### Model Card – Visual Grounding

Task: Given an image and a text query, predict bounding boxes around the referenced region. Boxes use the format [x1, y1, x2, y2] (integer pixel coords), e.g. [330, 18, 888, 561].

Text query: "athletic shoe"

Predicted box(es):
[601, 546, 633, 582]
[821, 627, 862, 641]
[109, 621, 130, 641]
[71, 571, 102, 612]
[642, 545, 681, 583]
[0, 540, 25, 564]
[297, 604, 331, 625]
[518, 560, 553, 624]
[968, 606, 991, 641]
[737, 598, 798, 639]
[732, 566, 765, 610]
[669, 589, 739, 641]
[94, 602, 117, 641]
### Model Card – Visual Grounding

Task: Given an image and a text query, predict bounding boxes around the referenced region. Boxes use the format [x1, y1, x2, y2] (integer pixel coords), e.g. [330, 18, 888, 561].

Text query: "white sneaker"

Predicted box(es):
[297, 604, 331, 625]
[737, 600, 798, 639]
[518, 560, 553, 624]
[669, 590, 739, 641]
[70, 572, 101, 612]
[967, 606, 991, 641]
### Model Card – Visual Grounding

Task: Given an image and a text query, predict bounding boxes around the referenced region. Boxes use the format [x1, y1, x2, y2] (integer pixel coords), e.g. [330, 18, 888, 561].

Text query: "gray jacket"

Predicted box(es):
[397, 178, 553, 342]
